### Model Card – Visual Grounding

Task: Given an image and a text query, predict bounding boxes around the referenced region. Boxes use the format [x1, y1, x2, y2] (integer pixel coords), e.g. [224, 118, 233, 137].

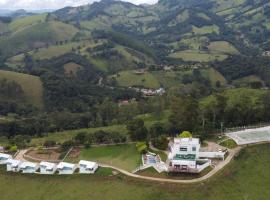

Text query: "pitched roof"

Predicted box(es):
[19, 162, 38, 169]
[57, 162, 75, 169]
[79, 160, 97, 168]
[0, 153, 12, 159]
[40, 161, 56, 170]
[6, 159, 21, 167]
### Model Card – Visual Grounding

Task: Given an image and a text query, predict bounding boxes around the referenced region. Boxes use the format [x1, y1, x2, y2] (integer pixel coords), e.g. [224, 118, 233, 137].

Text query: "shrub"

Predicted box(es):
[179, 131, 192, 138]
[136, 142, 148, 154]
[9, 145, 18, 152]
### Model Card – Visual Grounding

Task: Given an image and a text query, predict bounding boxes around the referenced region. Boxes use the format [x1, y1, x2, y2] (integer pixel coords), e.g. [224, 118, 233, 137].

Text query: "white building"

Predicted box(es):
[40, 161, 57, 174]
[6, 159, 22, 172]
[79, 160, 98, 174]
[0, 153, 12, 164]
[168, 138, 211, 173]
[57, 162, 76, 174]
[19, 162, 39, 173]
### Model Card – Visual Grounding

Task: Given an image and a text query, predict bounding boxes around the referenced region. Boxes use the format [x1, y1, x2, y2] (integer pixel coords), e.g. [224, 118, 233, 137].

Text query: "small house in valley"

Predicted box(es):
[6, 159, 22, 172]
[79, 160, 98, 174]
[57, 162, 76, 174]
[40, 161, 57, 174]
[0, 153, 12, 164]
[19, 162, 39, 173]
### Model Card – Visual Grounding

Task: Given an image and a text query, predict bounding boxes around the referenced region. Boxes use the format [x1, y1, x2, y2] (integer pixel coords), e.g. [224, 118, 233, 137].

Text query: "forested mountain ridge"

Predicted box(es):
[1, 0, 270, 141]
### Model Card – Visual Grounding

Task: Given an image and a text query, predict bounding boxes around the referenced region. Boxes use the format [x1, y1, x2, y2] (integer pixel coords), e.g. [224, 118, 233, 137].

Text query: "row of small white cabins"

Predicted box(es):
[0, 153, 98, 175]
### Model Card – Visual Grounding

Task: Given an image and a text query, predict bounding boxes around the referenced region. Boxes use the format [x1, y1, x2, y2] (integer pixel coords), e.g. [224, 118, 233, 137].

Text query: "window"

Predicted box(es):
[180, 147, 187, 151]
[192, 147, 196, 151]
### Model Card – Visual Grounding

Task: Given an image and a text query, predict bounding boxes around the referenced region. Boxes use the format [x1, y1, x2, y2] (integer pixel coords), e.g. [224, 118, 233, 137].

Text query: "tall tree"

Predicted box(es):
[169, 96, 200, 133]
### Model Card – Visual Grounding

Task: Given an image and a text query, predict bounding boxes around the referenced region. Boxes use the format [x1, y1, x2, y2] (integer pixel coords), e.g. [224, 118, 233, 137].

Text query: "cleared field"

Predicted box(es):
[64, 62, 83, 76]
[32, 42, 81, 60]
[1, 144, 270, 199]
[192, 25, 220, 35]
[207, 41, 239, 54]
[114, 70, 160, 89]
[6, 54, 25, 68]
[67, 144, 141, 172]
[151, 68, 226, 88]
[0, 70, 43, 108]
[201, 68, 227, 86]
[169, 50, 228, 62]
[31, 125, 127, 146]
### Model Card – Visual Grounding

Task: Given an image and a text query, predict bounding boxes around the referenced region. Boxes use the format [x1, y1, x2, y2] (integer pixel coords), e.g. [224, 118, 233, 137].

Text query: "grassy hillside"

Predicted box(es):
[67, 144, 141, 171]
[9, 14, 47, 32]
[0, 20, 78, 57]
[169, 50, 228, 62]
[0, 144, 270, 199]
[0, 70, 43, 108]
[114, 70, 160, 89]
[31, 125, 127, 146]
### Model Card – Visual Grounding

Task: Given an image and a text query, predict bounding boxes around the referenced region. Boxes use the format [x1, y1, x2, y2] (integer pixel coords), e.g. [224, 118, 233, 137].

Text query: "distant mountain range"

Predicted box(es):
[0, 9, 55, 17]
[0, 0, 270, 73]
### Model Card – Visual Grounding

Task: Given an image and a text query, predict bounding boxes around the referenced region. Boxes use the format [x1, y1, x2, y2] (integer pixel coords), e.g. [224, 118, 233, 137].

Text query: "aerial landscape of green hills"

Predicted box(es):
[1, 0, 270, 199]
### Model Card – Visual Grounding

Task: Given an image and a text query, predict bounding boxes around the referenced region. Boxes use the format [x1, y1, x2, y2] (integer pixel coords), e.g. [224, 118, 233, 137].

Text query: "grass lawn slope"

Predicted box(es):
[67, 144, 141, 172]
[0, 70, 43, 108]
[0, 144, 270, 199]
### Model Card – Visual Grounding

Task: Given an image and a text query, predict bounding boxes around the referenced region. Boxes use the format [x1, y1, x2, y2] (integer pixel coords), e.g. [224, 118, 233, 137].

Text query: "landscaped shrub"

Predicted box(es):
[136, 142, 148, 154]
[179, 131, 192, 138]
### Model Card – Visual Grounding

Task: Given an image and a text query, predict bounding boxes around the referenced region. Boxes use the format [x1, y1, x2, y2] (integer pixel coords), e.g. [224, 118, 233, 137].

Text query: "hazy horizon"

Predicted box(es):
[0, 0, 158, 11]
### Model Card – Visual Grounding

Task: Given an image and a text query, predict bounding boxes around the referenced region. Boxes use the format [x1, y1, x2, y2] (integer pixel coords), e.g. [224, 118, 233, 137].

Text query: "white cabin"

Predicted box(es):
[57, 162, 76, 174]
[79, 160, 98, 174]
[19, 162, 39, 173]
[6, 159, 22, 172]
[0, 153, 12, 164]
[40, 161, 57, 174]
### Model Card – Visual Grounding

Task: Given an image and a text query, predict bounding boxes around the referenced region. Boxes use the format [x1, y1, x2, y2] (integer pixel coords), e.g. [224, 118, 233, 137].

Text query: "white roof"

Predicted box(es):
[40, 161, 56, 170]
[20, 162, 38, 169]
[0, 153, 12, 159]
[57, 162, 75, 169]
[6, 159, 21, 166]
[174, 138, 200, 145]
[79, 160, 97, 168]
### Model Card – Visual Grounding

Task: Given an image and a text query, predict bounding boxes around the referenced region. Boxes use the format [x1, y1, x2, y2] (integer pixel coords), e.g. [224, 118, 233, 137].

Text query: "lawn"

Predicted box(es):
[0, 70, 44, 108]
[67, 144, 141, 172]
[169, 50, 228, 62]
[114, 70, 160, 89]
[219, 139, 237, 149]
[64, 62, 83, 76]
[31, 125, 127, 146]
[0, 144, 270, 199]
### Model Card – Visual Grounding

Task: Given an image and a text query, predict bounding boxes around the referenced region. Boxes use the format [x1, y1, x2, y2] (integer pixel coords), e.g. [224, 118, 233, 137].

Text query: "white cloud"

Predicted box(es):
[0, 0, 158, 10]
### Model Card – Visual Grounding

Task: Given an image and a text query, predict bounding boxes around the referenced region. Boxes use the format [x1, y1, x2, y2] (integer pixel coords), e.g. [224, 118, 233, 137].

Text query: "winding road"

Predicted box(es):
[101, 146, 241, 183]
[16, 146, 241, 184]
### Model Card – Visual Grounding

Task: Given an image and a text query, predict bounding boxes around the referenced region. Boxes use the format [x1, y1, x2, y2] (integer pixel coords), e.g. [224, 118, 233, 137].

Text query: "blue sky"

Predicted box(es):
[0, 0, 158, 10]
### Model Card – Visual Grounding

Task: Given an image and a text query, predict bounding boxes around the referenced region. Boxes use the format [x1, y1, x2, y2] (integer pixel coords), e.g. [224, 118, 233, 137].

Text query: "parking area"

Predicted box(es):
[226, 126, 270, 145]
